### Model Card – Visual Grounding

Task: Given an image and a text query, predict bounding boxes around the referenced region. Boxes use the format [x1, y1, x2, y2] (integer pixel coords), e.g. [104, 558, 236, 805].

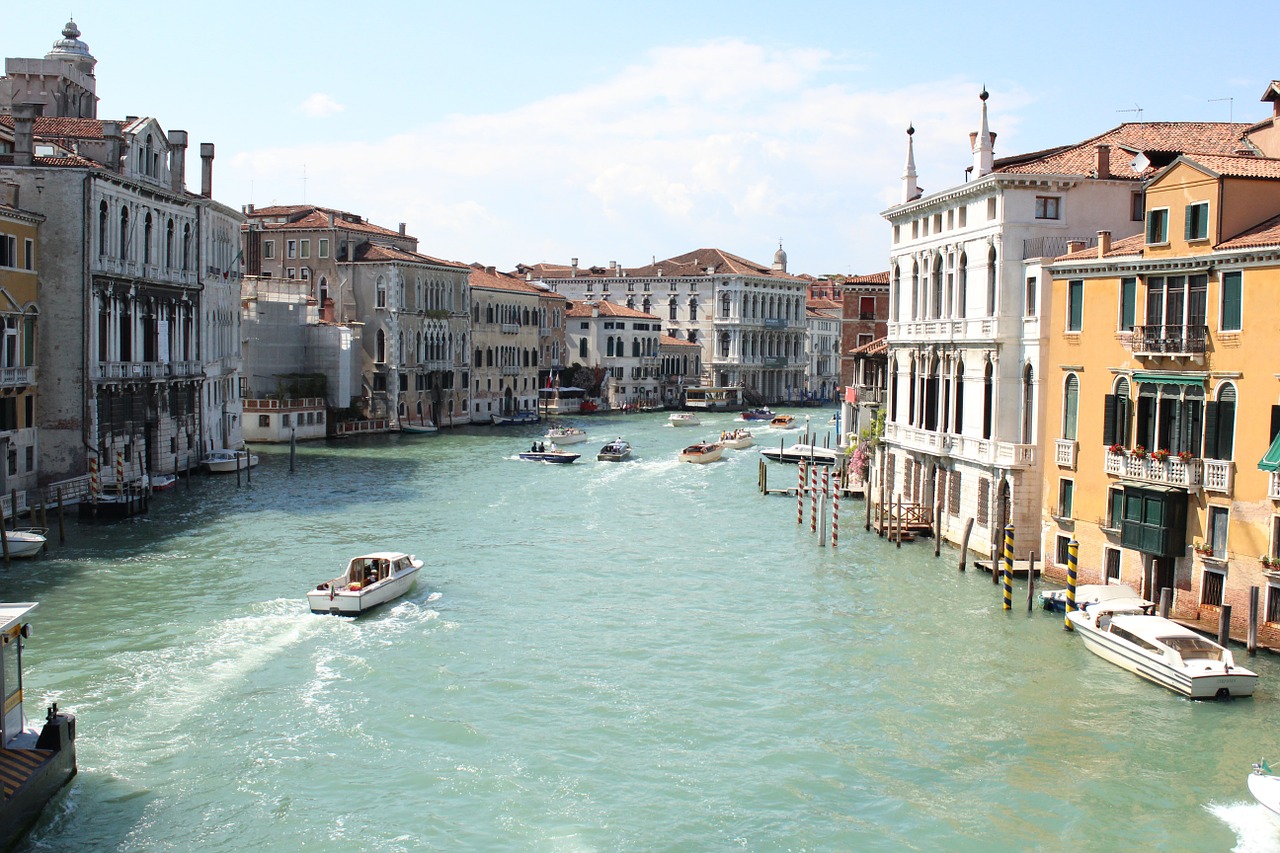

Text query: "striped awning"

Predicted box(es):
[1132, 372, 1205, 386]
[1259, 432, 1280, 472]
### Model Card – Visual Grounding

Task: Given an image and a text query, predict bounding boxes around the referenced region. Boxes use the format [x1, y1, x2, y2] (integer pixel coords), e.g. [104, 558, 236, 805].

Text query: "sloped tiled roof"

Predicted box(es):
[993, 122, 1253, 180]
[1174, 154, 1280, 180]
[807, 297, 841, 311]
[245, 205, 408, 239]
[565, 299, 660, 320]
[521, 248, 804, 282]
[1055, 233, 1145, 261]
[0, 115, 108, 139]
[844, 271, 891, 285]
[469, 264, 548, 293]
[850, 336, 888, 356]
[1218, 213, 1280, 250]
[660, 334, 701, 348]
[0, 152, 100, 168]
[354, 242, 468, 269]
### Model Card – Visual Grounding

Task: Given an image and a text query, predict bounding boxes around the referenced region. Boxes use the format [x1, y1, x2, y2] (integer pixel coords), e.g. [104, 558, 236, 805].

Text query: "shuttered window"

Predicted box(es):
[1221, 271, 1242, 331]
[1185, 202, 1209, 241]
[1146, 209, 1169, 244]
[1067, 280, 1083, 331]
[1120, 277, 1137, 330]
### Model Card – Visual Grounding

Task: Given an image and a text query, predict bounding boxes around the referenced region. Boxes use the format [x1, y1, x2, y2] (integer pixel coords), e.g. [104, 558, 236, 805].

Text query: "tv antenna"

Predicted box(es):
[1209, 97, 1234, 123]
[1117, 104, 1143, 123]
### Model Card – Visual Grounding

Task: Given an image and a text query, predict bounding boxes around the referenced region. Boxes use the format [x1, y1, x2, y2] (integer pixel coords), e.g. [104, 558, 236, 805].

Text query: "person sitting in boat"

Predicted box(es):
[531, 441, 538, 452]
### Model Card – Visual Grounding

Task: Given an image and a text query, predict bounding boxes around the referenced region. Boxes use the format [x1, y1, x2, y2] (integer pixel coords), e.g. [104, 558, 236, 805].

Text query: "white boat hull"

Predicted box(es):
[1066, 611, 1257, 698]
[205, 452, 259, 473]
[401, 423, 439, 435]
[543, 430, 588, 445]
[308, 565, 419, 615]
[669, 415, 700, 427]
[1249, 771, 1280, 816]
[759, 444, 839, 465]
[1, 531, 46, 558]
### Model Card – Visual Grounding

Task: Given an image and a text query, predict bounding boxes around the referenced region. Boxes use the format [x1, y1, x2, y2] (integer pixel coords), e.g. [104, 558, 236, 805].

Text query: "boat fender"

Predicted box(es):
[316, 582, 329, 591]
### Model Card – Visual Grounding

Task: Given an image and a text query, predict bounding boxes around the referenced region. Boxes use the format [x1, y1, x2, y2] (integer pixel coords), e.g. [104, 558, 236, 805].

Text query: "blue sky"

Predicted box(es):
[9, 1, 1277, 277]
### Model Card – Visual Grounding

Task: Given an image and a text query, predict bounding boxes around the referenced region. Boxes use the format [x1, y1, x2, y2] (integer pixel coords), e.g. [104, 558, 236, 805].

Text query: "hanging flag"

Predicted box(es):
[223, 248, 244, 280]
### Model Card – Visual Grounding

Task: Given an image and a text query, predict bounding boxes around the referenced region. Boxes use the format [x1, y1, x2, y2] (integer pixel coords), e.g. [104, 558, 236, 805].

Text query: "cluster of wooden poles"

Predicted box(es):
[792, 460, 842, 547]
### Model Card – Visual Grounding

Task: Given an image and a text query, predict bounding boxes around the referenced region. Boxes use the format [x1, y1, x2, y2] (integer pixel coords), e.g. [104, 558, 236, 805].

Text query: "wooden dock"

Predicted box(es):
[974, 559, 1042, 579]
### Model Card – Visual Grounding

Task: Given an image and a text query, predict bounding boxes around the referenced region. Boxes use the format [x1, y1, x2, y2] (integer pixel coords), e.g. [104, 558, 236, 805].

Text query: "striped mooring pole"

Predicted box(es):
[89, 455, 100, 501]
[1065, 539, 1079, 631]
[810, 464, 819, 533]
[115, 450, 125, 497]
[1002, 525, 1014, 611]
[832, 480, 840, 549]
[797, 460, 806, 525]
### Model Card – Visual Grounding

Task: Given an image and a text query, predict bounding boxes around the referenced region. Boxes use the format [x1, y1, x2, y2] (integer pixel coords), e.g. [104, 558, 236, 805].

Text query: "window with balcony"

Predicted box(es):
[1204, 383, 1236, 461]
[1137, 274, 1207, 354]
[1146, 208, 1169, 244]
[860, 296, 875, 320]
[1102, 378, 1132, 447]
[1185, 202, 1209, 241]
[1220, 271, 1242, 331]
[1135, 383, 1203, 457]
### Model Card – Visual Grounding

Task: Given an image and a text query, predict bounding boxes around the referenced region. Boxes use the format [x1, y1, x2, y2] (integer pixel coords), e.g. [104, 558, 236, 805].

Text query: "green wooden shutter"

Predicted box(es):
[1222, 271, 1242, 331]
[1185, 204, 1195, 240]
[1218, 400, 1235, 459]
[1203, 401, 1219, 459]
[1102, 394, 1117, 446]
[1137, 395, 1153, 447]
[1272, 405, 1280, 443]
[1069, 281, 1083, 330]
[1121, 278, 1136, 330]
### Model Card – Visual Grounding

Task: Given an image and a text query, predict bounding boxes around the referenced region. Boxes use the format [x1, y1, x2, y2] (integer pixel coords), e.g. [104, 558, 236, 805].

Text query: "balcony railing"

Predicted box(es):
[884, 423, 1034, 468]
[1055, 439, 1077, 469]
[1271, 472, 1280, 501]
[0, 366, 35, 388]
[1104, 450, 1202, 489]
[94, 360, 203, 381]
[1203, 459, 1233, 495]
[500, 323, 520, 334]
[1130, 324, 1207, 356]
[853, 385, 883, 406]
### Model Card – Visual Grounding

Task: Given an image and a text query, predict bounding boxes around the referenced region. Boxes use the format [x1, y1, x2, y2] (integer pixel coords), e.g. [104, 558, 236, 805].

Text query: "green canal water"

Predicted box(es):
[9, 411, 1280, 851]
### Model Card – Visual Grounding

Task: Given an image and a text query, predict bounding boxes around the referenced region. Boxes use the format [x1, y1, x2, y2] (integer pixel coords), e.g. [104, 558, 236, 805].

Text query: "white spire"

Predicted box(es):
[902, 124, 920, 203]
[972, 88, 994, 178]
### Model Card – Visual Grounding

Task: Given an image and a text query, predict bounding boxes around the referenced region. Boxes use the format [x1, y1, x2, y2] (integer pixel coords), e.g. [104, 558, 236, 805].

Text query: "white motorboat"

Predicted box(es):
[518, 448, 580, 463]
[759, 442, 840, 465]
[1039, 583, 1150, 613]
[1249, 761, 1280, 815]
[0, 528, 46, 558]
[544, 426, 588, 445]
[597, 438, 632, 462]
[492, 411, 540, 425]
[308, 551, 423, 616]
[148, 473, 178, 491]
[718, 428, 754, 449]
[679, 442, 723, 464]
[204, 449, 259, 473]
[1066, 600, 1257, 699]
[669, 413, 700, 427]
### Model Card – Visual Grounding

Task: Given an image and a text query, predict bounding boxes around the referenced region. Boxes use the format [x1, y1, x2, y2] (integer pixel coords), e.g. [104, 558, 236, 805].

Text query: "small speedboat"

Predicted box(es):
[519, 444, 580, 463]
[308, 551, 423, 616]
[1039, 583, 1150, 613]
[148, 473, 178, 491]
[544, 426, 588, 445]
[1066, 600, 1257, 699]
[679, 442, 723, 464]
[669, 413, 700, 427]
[401, 421, 439, 435]
[759, 443, 839, 465]
[203, 449, 259, 473]
[719, 428, 754, 449]
[492, 411, 540, 425]
[597, 438, 632, 462]
[769, 414, 797, 429]
[741, 408, 774, 421]
[0, 528, 47, 558]
[1249, 761, 1280, 815]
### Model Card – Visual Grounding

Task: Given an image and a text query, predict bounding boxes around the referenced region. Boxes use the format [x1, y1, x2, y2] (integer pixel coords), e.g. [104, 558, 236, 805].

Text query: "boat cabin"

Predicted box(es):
[0, 604, 36, 746]
[345, 554, 411, 588]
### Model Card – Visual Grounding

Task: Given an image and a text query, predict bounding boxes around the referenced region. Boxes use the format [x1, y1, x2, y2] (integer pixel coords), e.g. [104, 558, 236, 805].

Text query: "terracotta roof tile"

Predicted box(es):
[468, 263, 549, 293]
[246, 205, 408, 239]
[850, 336, 888, 356]
[1218, 212, 1280, 250]
[660, 334, 701, 347]
[807, 297, 841, 310]
[1055, 232, 1145, 261]
[521, 248, 805, 282]
[353, 242, 468, 269]
[993, 122, 1252, 180]
[0, 116, 108, 139]
[1177, 154, 1280, 179]
[565, 299, 660, 320]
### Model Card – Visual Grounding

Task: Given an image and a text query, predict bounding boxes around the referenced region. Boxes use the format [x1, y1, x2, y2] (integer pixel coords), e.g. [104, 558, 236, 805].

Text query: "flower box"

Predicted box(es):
[1107, 443, 1124, 454]
[1130, 445, 1148, 459]
[1151, 449, 1170, 462]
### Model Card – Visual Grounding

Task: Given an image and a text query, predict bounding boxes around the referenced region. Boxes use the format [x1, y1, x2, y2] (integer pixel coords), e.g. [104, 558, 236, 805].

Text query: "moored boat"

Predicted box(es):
[0, 528, 47, 558]
[544, 426, 588, 445]
[718, 428, 754, 449]
[597, 438, 633, 462]
[759, 442, 839, 465]
[492, 411, 540, 425]
[400, 421, 439, 435]
[148, 473, 178, 491]
[1065, 599, 1257, 699]
[308, 552, 423, 616]
[679, 442, 723, 464]
[669, 413, 700, 427]
[203, 449, 259, 473]
[769, 414, 797, 429]
[1039, 583, 1149, 613]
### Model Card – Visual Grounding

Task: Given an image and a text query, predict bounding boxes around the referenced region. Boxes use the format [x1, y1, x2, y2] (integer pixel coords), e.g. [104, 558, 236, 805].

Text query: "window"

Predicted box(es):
[23, 239, 33, 270]
[1056, 534, 1071, 567]
[1058, 479, 1074, 518]
[1107, 487, 1124, 530]
[1221, 271, 1242, 331]
[376, 278, 386, 309]
[286, 268, 296, 279]
[300, 239, 310, 259]
[893, 224, 900, 244]
[1268, 585, 1280, 624]
[859, 296, 875, 320]
[258, 415, 270, 428]
[1067, 280, 1083, 331]
[977, 477, 990, 525]
[1104, 547, 1121, 581]
[1024, 277, 1037, 317]
[1131, 191, 1144, 222]
[287, 240, 297, 259]
[1062, 374, 1079, 439]
[263, 240, 275, 260]
[319, 238, 329, 258]
[1208, 505, 1229, 559]
[987, 197, 997, 220]
[1146, 208, 1169, 244]
[1202, 568, 1225, 607]
[1119, 277, 1137, 331]
[1034, 196, 1061, 220]
[1185, 202, 1209, 241]
[0, 235, 14, 268]
[1203, 383, 1236, 461]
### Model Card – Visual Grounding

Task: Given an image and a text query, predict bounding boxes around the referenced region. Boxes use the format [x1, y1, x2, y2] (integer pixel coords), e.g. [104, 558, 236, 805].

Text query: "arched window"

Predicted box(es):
[983, 361, 994, 439]
[143, 212, 153, 265]
[719, 332, 730, 358]
[956, 253, 968, 319]
[1205, 382, 1237, 460]
[931, 256, 944, 319]
[144, 134, 154, 176]
[1062, 373, 1079, 440]
[986, 246, 997, 316]
[954, 359, 965, 434]
[643, 297, 651, 314]
[606, 337, 615, 357]
[669, 298, 677, 321]
[119, 206, 129, 260]
[892, 266, 901, 321]
[182, 223, 191, 271]
[911, 260, 920, 320]
[486, 347, 494, 367]
[721, 292, 731, 318]
[485, 304, 493, 323]
[377, 277, 387, 309]
[632, 338, 640, 357]
[908, 357, 917, 426]
[165, 219, 174, 268]
[375, 329, 386, 364]
[98, 201, 109, 256]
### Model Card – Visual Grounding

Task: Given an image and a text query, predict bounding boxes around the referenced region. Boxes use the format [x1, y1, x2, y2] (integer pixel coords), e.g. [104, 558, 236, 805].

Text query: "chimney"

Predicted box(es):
[1067, 240, 1086, 254]
[12, 104, 38, 167]
[1097, 230, 1112, 258]
[609, 260, 617, 272]
[167, 130, 188, 194]
[1095, 144, 1111, 180]
[102, 120, 123, 168]
[200, 143, 215, 198]
[571, 257, 578, 278]
[327, 212, 335, 227]
[398, 222, 406, 236]
[486, 266, 495, 275]
[244, 203, 255, 215]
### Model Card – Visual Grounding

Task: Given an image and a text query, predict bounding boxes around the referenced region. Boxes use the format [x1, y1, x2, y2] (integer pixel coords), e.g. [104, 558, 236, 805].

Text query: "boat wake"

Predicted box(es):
[1206, 800, 1280, 852]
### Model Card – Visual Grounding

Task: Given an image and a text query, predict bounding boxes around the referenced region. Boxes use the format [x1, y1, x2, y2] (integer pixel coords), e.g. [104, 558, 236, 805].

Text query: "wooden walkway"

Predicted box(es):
[0, 748, 54, 798]
[974, 559, 1042, 579]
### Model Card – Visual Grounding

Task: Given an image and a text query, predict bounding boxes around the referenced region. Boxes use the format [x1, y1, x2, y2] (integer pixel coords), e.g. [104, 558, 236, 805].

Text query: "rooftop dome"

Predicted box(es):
[46, 19, 96, 73]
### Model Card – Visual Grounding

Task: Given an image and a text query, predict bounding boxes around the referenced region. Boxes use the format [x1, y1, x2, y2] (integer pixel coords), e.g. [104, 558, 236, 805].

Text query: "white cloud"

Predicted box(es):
[296, 93, 345, 119]
[233, 41, 1028, 275]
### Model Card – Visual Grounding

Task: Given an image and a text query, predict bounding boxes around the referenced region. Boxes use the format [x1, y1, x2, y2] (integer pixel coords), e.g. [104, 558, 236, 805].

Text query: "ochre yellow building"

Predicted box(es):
[1042, 153, 1280, 645]
[0, 193, 41, 495]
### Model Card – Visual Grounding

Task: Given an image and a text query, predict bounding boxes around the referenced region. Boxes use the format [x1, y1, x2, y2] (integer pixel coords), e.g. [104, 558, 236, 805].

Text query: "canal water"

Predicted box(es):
[10, 411, 1280, 851]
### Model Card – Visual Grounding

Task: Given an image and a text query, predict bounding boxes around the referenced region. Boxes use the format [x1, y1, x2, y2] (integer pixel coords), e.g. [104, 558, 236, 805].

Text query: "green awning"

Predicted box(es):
[1132, 372, 1206, 386]
[1259, 432, 1280, 472]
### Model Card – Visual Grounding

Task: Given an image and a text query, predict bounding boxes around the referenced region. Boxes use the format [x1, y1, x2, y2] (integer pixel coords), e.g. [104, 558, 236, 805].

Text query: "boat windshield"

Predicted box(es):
[1159, 636, 1223, 660]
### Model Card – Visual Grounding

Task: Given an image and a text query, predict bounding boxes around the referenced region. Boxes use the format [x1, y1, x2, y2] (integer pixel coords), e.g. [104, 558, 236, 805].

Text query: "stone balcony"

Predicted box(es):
[94, 360, 203, 381]
[1103, 450, 1202, 490]
[0, 366, 35, 389]
[884, 422, 1034, 468]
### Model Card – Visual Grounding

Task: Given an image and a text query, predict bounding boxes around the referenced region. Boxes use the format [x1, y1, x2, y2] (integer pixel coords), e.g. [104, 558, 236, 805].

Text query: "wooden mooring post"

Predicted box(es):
[1218, 604, 1233, 648]
[894, 496, 902, 547]
[1158, 587, 1171, 619]
[56, 487, 65, 545]
[957, 518, 973, 572]
[934, 496, 942, 558]
[1249, 586, 1259, 656]
[1027, 551, 1037, 612]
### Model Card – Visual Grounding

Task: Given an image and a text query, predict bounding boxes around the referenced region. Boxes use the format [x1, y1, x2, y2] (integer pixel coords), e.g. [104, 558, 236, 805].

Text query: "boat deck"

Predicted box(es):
[974, 559, 1042, 578]
[0, 748, 55, 798]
